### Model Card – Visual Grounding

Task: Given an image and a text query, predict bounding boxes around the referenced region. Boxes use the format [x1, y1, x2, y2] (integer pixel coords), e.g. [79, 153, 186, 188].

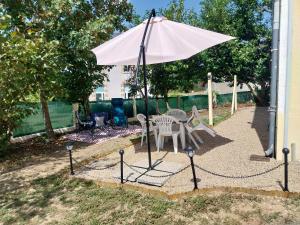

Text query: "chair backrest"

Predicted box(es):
[153, 115, 178, 136]
[166, 109, 186, 121]
[95, 116, 105, 127]
[91, 112, 109, 125]
[166, 102, 172, 110]
[137, 114, 146, 128]
[192, 106, 201, 120]
[137, 113, 155, 130]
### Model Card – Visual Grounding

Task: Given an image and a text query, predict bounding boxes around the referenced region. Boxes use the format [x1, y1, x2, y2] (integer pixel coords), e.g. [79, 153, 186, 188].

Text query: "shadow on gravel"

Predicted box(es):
[249, 107, 269, 153]
[133, 131, 232, 156]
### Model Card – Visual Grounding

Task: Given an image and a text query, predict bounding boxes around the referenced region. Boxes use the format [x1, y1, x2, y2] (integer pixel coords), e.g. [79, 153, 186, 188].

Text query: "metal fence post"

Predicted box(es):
[282, 148, 289, 192]
[66, 142, 74, 175]
[119, 149, 124, 184]
[185, 146, 198, 190]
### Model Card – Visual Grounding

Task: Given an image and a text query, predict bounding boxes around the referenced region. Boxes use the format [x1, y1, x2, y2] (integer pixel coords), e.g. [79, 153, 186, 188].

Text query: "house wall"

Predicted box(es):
[277, 0, 300, 161]
[89, 66, 132, 101]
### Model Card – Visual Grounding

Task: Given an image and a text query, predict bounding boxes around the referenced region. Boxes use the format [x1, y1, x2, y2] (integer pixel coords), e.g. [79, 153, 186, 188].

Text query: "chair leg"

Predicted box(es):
[188, 132, 200, 149]
[160, 136, 165, 149]
[141, 131, 145, 146]
[200, 124, 216, 137]
[172, 134, 178, 154]
[193, 132, 204, 144]
[157, 135, 161, 152]
[153, 129, 158, 148]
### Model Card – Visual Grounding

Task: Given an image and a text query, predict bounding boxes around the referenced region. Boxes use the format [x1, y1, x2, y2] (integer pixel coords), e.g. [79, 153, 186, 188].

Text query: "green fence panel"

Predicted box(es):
[13, 101, 73, 137]
[181, 95, 209, 111]
[237, 91, 253, 103]
[124, 99, 133, 118]
[216, 91, 253, 105]
[13, 92, 254, 138]
[90, 101, 112, 116]
[217, 93, 232, 106]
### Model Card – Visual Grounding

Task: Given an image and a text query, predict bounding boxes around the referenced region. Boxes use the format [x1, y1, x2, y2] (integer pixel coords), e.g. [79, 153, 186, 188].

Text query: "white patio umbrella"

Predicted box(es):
[92, 17, 234, 65]
[91, 9, 235, 169]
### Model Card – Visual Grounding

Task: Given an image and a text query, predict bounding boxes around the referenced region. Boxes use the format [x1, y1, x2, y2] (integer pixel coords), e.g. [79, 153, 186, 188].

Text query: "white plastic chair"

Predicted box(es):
[184, 106, 216, 149]
[153, 115, 181, 154]
[136, 114, 158, 147]
[166, 109, 187, 121]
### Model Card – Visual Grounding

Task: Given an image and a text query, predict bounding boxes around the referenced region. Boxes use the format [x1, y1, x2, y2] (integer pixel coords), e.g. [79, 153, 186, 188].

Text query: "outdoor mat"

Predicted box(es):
[114, 159, 184, 187]
[64, 125, 141, 144]
[250, 154, 270, 162]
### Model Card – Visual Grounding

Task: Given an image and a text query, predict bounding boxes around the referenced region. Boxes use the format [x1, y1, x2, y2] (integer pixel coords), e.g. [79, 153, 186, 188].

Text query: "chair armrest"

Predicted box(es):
[186, 115, 193, 124]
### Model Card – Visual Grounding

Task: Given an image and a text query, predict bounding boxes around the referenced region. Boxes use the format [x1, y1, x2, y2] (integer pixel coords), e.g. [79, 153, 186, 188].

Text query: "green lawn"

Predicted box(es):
[1, 174, 299, 225]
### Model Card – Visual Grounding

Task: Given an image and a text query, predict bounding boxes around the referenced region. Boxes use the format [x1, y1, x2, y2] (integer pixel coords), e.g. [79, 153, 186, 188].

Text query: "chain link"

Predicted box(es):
[123, 161, 190, 178]
[73, 158, 119, 171]
[194, 163, 284, 179]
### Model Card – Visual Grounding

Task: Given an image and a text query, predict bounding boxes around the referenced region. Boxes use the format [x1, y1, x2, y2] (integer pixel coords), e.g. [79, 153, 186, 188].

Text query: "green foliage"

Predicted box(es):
[0, 0, 134, 142]
[56, 0, 133, 114]
[147, 0, 204, 100]
[198, 0, 272, 105]
[0, 7, 37, 150]
[134, 0, 271, 106]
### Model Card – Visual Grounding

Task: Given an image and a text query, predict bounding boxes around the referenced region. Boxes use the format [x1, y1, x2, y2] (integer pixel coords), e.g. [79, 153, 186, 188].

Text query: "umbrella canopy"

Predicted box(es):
[92, 16, 235, 66]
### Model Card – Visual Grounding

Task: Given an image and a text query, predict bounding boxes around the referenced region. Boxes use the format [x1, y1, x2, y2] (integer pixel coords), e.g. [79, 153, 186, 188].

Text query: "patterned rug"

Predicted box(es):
[64, 125, 142, 144]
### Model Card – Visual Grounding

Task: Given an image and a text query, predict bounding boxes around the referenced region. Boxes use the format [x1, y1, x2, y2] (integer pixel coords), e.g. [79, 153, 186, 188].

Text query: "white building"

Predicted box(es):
[89, 65, 133, 101]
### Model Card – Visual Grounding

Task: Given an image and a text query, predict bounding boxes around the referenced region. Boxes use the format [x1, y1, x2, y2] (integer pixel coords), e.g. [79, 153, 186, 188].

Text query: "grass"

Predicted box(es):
[1, 174, 300, 225]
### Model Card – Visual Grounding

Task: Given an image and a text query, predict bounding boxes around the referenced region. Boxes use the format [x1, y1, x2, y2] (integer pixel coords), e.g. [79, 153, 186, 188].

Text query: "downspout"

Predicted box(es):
[283, 0, 292, 150]
[265, 0, 281, 157]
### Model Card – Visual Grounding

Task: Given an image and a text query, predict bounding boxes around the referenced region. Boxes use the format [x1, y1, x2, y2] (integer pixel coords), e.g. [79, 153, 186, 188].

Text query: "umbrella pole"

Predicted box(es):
[134, 9, 156, 170]
[142, 46, 152, 170]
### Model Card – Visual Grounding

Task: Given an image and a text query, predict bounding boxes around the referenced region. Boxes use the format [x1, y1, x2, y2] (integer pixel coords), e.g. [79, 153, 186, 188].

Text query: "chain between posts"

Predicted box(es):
[194, 163, 284, 179]
[72, 158, 119, 171]
[72, 159, 285, 180]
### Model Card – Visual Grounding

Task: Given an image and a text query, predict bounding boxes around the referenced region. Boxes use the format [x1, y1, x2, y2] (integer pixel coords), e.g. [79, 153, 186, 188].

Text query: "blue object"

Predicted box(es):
[111, 98, 128, 127]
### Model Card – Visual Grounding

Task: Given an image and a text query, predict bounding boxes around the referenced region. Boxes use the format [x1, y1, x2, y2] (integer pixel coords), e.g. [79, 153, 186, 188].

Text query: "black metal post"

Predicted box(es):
[119, 149, 124, 184]
[68, 149, 74, 175]
[134, 9, 156, 170]
[142, 46, 152, 170]
[189, 155, 198, 190]
[283, 148, 289, 191]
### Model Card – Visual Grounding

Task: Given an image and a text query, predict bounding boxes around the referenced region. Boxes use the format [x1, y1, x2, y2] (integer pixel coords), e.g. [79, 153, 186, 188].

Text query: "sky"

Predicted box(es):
[130, 0, 201, 17]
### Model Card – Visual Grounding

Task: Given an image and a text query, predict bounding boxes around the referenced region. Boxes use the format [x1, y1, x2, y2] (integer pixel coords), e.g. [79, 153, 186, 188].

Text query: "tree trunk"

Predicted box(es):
[40, 90, 55, 140]
[82, 96, 90, 118]
[246, 83, 266, 106]
[155, 97, 162, 115]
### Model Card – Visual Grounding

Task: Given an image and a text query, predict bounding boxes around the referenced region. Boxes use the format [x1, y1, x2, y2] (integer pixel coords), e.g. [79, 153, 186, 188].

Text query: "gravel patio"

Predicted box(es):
[74, 106, 300, 194]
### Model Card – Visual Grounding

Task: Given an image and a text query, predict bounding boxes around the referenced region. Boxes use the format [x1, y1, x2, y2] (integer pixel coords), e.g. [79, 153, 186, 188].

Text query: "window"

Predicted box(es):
[123, 65, 134, 73]
[96, 86, 105, 101]
[124, 85, 131, 99]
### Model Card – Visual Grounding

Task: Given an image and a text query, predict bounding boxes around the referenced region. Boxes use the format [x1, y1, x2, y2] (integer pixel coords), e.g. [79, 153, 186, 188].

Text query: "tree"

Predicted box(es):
[0, 9, 37, 150]
[198, 0, 272, 105]
[1, 0, 133, 139]
[56, 0, 133, 116]
[146, 0, 204, 101]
